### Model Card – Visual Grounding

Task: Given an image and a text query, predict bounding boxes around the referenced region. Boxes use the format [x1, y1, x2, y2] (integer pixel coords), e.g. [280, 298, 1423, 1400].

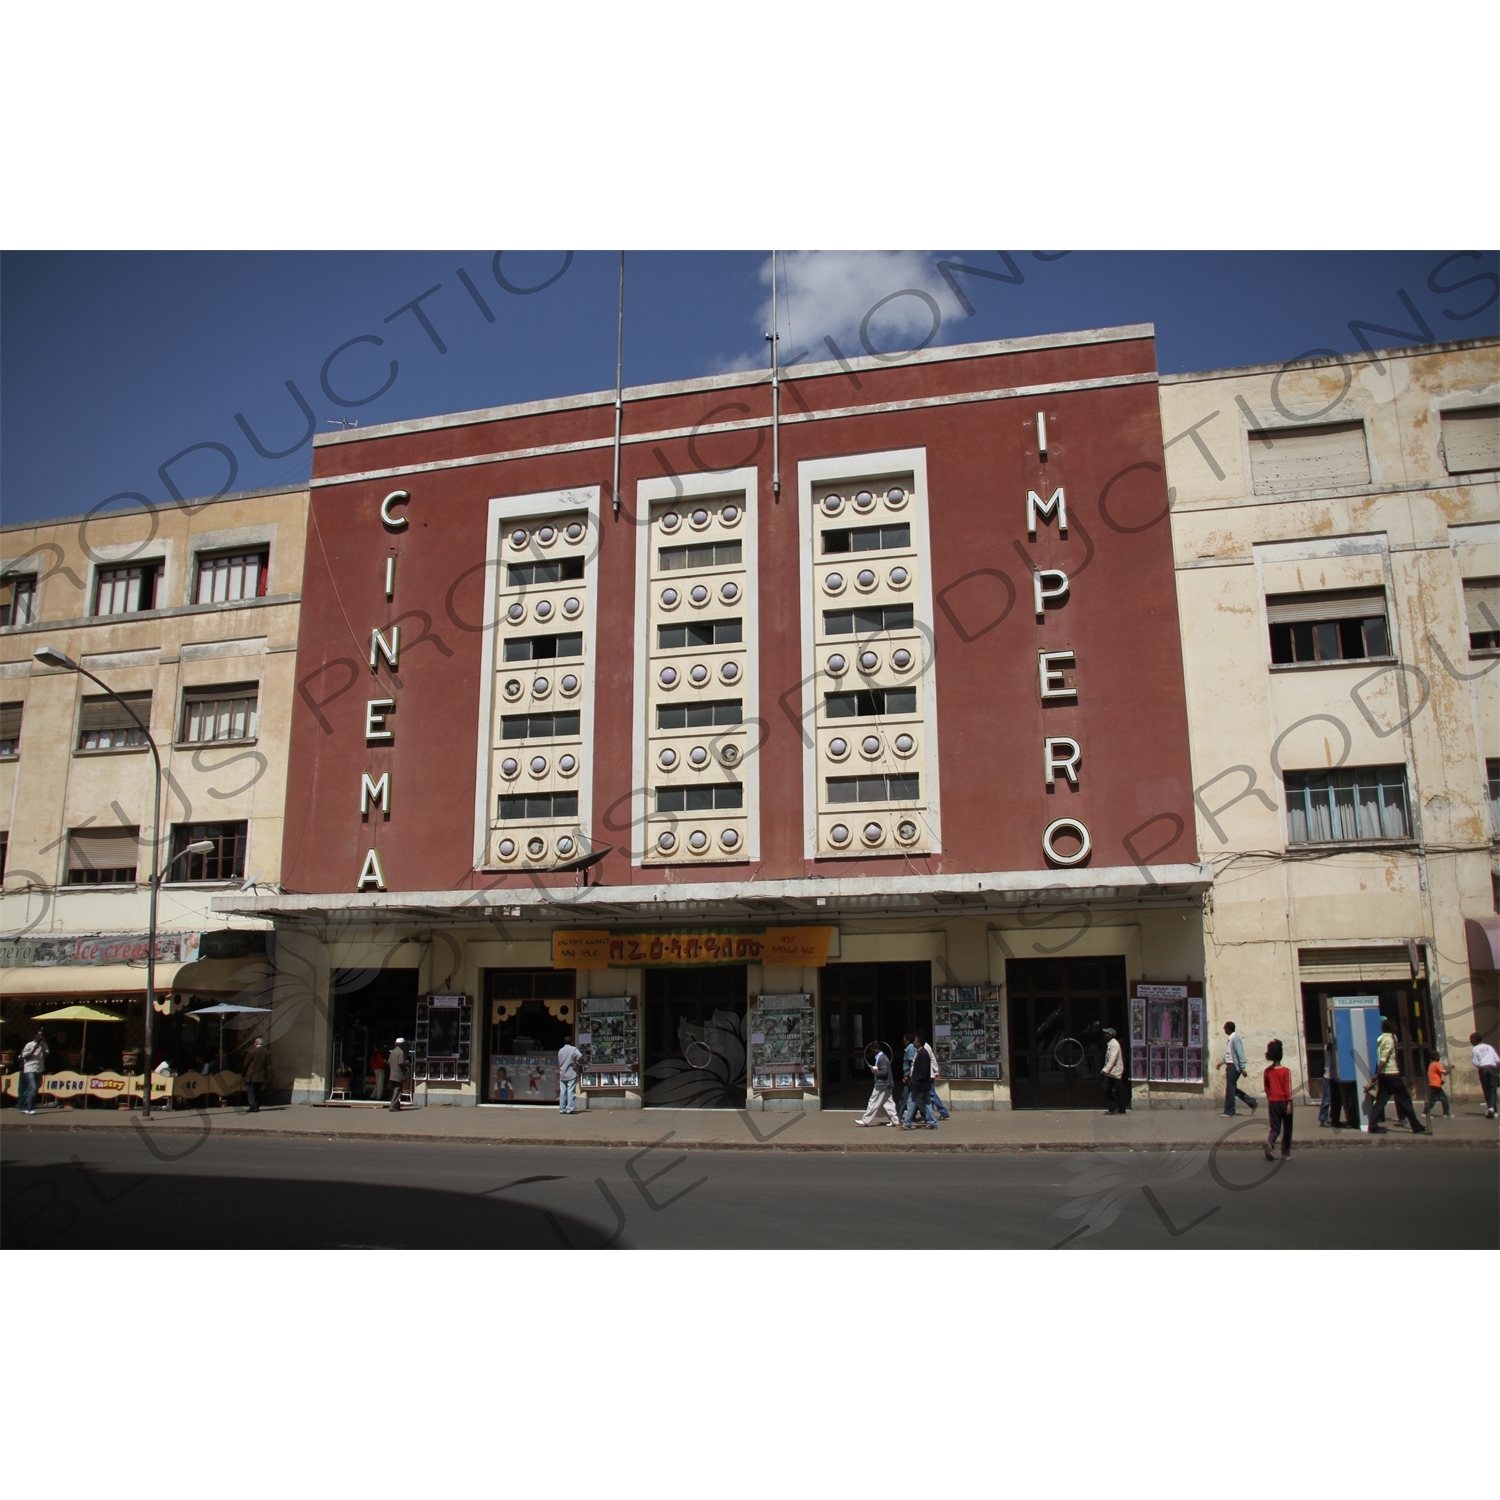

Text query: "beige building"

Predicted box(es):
[1161, 336, 1499, 1107]
[0, 485, 307, 1083]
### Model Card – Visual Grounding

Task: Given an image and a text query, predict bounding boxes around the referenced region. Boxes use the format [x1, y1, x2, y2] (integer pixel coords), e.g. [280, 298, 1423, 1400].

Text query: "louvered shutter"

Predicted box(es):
[1250, 422, 1370, 495]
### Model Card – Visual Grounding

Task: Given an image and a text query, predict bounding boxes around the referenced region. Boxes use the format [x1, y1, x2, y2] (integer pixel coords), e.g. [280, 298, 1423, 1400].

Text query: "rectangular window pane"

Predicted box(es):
[826, 693, 857, 718]
[714, 618, 741, 644]
[1363, 615, 1389, 656]
[656, 787, 685, 813]
[824, 610, 853, 635]
[1314, 621, 1339, 660]
[657, 705, 686, 730]
[713, 701, 741, 725]
[685, 786, 714, 811]
[714, 783, 743, 809]
[888, 774, 919, 799]
[885, 687, 917, 713]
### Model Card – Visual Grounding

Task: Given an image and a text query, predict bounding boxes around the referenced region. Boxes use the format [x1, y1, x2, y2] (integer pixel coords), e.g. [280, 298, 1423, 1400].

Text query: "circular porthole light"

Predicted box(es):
[687, 830, 709, 852]
[885, 486, 907, 508]
[718, 743, 740, 766]
[828, 822, 851, 846]
[559, 754, 577, 775]
[689, 664, 709, 684]
[690, 507, 711, 529]
[891, 648, 913, 671]
[534, 598, 553, 620]
[858, 649, 880, 673]
[503, 678, 523, 699]
[529, 755, 548, 776]
[895, 818, 920, 844]
[690, 584, 709, 604]
[888, 566, 909, 588]
[689, 746, 709, 766]
[500, 757, 520, 778]
[659, 666, 679, 688]
[856, 568, 877, 590]
[497, 837, 517, 861]
[719, 661, 740, 683]
[506, 602, 525, 622]
[826, 653, 848, 676]
[660, 511, 681, 532]
[824, 571, 846, 594]
[532, 676, 551, 698]
[509, 528, 529, 549]
[565, 520, 585, 542]
[526, 836, 546, 858]
[894, 733, 915, 756]
[562, 596, 582, 618]
[559, 673, 580, 695]
[853, 489, 876, 513]
[821, 493, 844, 516]
[536, 524, 556, 546]
[659, 747, 679, 770]
[556, 835, 575, 857]
[720, 504, 740, 526]
[720, 581, 739, 603]
[660, 587, 679, 608]
[657, 830, 677, 853]
[861, 734, 881, 757]
[828, 736, 849, 759]
[720, 827, 741, 851]
[862, 820, 885, 846]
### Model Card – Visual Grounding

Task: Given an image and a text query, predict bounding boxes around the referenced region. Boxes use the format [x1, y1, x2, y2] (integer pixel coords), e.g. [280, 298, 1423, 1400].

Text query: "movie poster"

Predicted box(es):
[490, 1054, 558, 1103]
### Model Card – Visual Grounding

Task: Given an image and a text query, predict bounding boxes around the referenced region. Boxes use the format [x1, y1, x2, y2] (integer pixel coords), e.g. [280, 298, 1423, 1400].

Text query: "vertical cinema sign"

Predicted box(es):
[355, 489, 408, 891]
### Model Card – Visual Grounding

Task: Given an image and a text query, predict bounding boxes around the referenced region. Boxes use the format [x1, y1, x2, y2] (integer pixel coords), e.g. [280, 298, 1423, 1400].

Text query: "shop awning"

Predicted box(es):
[0, 956, 267, 999]
[1467, 918, 1500, 973]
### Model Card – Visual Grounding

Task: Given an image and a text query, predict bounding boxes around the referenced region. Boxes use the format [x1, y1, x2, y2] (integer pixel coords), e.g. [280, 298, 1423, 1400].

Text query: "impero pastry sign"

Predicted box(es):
[553, 928, 835, 970]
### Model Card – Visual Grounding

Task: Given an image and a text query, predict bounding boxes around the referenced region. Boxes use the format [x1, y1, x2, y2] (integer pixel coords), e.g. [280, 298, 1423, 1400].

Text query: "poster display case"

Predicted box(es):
[1130, 983, 1205, 1083]
[932, 985, 1002, 1078]
[578, 995, 639, 1090]
[415, 994, 472, 1083]
[748, 993, 815, 1091]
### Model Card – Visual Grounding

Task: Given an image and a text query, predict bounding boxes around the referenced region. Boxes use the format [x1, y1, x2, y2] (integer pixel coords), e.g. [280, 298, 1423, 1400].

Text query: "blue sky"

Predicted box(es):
[3, 250, 1496, 527]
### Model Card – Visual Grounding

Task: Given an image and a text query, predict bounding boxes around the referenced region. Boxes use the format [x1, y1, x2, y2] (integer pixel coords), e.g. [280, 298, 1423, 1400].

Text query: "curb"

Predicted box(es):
[4, 1120, 1494, 1154]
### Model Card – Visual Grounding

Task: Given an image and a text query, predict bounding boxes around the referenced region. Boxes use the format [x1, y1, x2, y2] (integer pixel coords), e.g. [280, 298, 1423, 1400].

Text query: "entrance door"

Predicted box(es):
[1007, 958, 1127, 1109]
[643, 965, 747, 1107]
[331, 968, 419, 1100]
[483, 967, 577, 1103]
[820, 961, 931, 1109]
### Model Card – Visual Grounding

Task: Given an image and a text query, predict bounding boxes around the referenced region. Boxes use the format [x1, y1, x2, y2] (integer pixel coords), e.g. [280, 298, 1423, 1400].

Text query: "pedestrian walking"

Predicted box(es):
[1262, 1038, 1293, 1161]
[1422, 1050, 1451, 1121]
[18, 1029, 48, 1114]
[1215, 1021, 1257, 1116]
[368, 1045, 387, 1102]
[1101, 1027, 1126, 1114]
[387, 1037, 407, 1111]
[1365, 1018, 1425, 1134]
[557, 1037, 583, 1115]
[1470, 1032, 1499, 1118]
[242, 1037, 271, 1113]
[902, 1031, 936, 1129]
[923, 1036, 951, 1122]
[855, 1044, 900, 1126]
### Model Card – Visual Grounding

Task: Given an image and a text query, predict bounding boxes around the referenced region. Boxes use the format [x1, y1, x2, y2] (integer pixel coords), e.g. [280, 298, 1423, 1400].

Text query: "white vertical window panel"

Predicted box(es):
[1249, 421, 1370, 495]
[1441, 406, 1500, 474]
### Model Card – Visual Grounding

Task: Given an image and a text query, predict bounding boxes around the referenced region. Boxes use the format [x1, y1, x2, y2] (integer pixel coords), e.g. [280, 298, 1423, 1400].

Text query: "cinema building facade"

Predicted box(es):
[221, 326, 1216, 1110]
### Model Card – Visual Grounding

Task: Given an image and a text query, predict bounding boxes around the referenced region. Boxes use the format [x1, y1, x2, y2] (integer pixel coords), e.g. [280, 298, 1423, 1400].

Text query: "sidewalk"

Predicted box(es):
[4, 1100, 1496, 1152]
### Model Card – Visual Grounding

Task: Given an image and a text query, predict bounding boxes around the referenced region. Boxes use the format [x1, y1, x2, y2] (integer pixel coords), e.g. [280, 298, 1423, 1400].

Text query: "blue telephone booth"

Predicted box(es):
[1331, 998, 1384, 1133]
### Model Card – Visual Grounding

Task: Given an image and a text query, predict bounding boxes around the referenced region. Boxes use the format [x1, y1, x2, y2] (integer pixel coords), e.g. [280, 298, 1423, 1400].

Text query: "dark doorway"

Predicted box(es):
[643, 966, 747, 1107]
[331, 968, 419, 1100]
[1301, 980, 1433, 1088]
[483, 968, 576, 1104]
[1007, 957, 1127, 1109]
[820, 961, 932, 1110]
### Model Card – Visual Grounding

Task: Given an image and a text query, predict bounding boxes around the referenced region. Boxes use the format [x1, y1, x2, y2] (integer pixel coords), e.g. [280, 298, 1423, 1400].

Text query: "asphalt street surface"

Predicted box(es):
[3, 1131, 1495, 1249]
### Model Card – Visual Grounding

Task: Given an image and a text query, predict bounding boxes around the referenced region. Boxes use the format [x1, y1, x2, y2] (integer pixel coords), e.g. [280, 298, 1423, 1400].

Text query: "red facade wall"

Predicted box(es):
[281, 333, 1195, 894]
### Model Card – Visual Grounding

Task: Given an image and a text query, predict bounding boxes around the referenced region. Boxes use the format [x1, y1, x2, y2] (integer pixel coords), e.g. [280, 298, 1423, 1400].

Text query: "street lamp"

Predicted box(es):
[34, 647, 211, 1118]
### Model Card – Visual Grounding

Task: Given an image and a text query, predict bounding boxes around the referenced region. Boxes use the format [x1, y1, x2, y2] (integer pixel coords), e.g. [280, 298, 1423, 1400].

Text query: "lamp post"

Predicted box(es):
[34, 647, 211, 1119]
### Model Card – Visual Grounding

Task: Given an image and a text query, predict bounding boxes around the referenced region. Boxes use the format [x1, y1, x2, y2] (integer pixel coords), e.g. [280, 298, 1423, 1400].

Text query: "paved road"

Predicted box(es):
[3, 1131, 1494, 1249]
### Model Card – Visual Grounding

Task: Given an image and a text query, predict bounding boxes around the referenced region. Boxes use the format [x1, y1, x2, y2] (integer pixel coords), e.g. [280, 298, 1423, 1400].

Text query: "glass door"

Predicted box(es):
[1007, 958, 1127, 1109]
[642, 965, 747, 1107]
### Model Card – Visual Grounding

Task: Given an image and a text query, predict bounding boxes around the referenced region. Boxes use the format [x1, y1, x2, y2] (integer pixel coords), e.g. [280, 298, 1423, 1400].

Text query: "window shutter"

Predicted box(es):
[182, 680, 258, 702]
[78, 692, 151, 733]
[1442, 406, 1500, 474]
[1249, 421, 1370, 495]
[1297, 946, 1419, 982]
[68, 826, 141, 870]
[0, 702, 20, 741]
[1265, 587, 1387, 624]
[1465, 578, 1500, 637]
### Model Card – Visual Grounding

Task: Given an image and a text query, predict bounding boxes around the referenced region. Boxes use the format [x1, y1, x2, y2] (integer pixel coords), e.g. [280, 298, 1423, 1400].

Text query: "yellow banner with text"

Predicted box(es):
[553, 927, 834, 970]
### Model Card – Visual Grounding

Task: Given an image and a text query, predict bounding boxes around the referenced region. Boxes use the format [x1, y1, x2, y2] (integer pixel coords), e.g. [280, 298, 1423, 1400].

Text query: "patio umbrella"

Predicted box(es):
[32, 1004, 125, 1075]
[186, 1003, 271, 1070]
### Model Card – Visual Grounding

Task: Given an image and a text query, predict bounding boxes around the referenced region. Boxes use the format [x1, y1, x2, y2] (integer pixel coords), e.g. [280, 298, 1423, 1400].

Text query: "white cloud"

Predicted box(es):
[757, 251, 967, 362]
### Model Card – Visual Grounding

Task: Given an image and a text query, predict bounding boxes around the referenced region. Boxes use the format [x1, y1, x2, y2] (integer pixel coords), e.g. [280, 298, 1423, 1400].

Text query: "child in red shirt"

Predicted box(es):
[1423, 1051, 1451, 1121]
[1263, 1038, 1293, 1161]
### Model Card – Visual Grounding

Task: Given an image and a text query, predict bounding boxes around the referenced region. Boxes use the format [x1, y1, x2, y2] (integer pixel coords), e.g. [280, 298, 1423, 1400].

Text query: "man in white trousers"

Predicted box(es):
[855, 1045, 900, 1126]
